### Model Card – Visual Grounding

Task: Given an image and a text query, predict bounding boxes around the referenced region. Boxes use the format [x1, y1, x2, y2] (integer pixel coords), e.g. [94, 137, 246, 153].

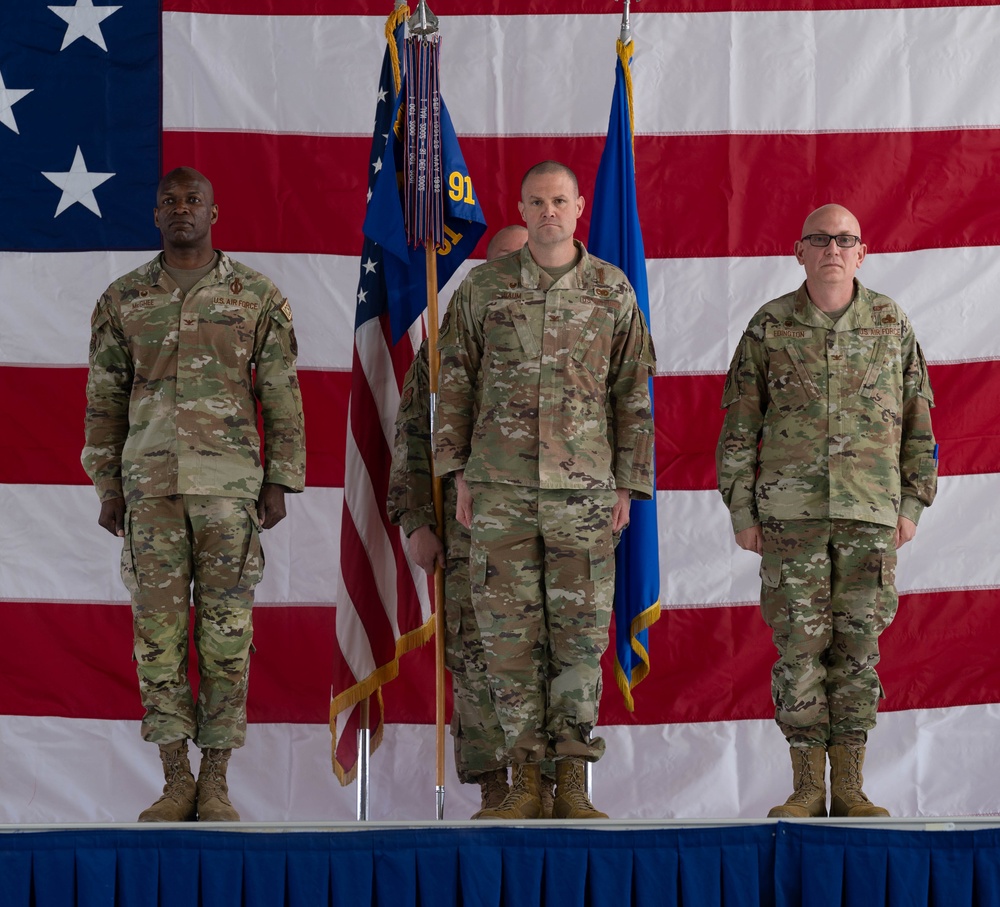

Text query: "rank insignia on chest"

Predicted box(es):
[230, 277, 244, 295]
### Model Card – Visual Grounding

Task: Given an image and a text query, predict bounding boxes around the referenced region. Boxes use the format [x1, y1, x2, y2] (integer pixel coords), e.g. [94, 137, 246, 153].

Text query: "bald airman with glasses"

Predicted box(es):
[716, 204, 937, 819]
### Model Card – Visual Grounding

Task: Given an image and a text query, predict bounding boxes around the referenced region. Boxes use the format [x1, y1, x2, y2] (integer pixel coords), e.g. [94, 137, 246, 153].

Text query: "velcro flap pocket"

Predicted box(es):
[760, 552, 782, 589]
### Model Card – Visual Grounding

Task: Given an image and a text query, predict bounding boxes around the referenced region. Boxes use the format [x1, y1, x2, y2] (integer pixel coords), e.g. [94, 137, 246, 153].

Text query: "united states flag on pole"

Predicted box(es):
[329, 10, 432, 785]
[331, 13, 487, 784]
[2, 0, 1000, 821]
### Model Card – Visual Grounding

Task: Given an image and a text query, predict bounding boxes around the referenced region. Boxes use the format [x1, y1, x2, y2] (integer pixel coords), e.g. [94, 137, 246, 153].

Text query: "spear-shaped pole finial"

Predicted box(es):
[409, 0, 439, 37]
[619, 0, 633, 44]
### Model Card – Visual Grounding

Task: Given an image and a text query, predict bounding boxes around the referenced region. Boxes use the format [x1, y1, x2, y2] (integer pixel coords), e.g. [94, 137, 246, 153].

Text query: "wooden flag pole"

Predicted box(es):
[426, 243, 447, 819]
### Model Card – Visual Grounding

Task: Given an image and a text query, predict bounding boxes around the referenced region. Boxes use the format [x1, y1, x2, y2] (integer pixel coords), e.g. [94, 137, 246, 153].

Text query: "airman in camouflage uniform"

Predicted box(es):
[388, 226, 559, 818]
[435, 163, 656, 820]
[717, 204, 936, 819]
[82, 167, 305, 822]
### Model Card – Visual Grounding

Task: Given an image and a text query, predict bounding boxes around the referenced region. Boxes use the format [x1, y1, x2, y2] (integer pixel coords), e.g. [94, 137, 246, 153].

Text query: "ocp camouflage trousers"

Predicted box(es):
[760, 518, 898, 747]
[121, 494, 263, 749]
[442, 482, 508, 781]
[468, 483, 616, 765]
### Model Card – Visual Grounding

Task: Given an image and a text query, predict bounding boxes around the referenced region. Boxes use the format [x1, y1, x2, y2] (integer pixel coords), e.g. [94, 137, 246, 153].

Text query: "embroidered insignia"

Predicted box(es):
[595, 287, 611, 298]
[880, 314, 897, 324]
[280, 298, 292, 320]
[230, 278, 244, 295]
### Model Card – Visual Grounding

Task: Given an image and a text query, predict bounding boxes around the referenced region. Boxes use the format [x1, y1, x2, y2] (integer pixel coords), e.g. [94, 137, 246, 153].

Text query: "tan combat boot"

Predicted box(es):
[540, 772, 557, 819]
[767, 746, 827, 818]
[829, 744, 890, 817]
[196, 748, 240, 821]
[475, 764, 543, 819]
[138, 740, 197, 822]
[552, 759, 608, 819]
[469, 768, 509, 819]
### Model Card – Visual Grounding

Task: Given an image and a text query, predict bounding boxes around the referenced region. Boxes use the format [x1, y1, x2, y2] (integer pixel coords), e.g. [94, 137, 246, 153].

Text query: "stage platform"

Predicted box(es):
[2, 818, 1000, 907]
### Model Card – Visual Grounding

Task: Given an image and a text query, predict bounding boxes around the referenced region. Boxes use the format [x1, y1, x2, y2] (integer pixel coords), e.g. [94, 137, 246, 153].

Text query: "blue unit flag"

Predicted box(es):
[587, 40, 661, 710]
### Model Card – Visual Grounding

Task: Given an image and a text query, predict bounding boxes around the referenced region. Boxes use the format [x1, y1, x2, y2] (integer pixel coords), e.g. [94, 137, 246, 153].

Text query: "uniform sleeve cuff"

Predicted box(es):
[730, 509, 760, 534]
[898, 496, 925, 526]
[401, 512, 436, 538]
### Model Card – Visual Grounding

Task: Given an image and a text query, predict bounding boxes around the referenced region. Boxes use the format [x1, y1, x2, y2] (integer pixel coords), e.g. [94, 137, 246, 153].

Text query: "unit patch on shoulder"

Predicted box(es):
[280, 298, 293, 320]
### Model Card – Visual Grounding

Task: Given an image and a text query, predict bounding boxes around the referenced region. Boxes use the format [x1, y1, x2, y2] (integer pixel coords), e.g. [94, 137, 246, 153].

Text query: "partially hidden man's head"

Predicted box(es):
[517, 161, 585, 252]
[486, 224, 528, 261]
[154, 167, 219, 251]
[794, 203, 867, 288]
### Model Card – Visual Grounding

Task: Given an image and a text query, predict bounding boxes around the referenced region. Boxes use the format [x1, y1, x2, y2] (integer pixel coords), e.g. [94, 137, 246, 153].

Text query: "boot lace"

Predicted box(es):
[160, 747, 193, 802]
[199, 750, 231, 802]
[558, 767, 596, 811]
[787, 751, 823, 805]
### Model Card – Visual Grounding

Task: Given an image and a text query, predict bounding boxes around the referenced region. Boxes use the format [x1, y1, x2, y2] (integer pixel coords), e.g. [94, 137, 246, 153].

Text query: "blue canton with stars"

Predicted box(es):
[0, 0, 160, 251]
[360, 33, 486, 343]
[354, 24, 406, 333]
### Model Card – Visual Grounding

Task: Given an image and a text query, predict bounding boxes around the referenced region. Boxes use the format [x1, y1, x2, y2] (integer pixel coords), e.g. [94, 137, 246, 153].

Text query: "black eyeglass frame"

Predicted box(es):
[800, 233, 862, 248]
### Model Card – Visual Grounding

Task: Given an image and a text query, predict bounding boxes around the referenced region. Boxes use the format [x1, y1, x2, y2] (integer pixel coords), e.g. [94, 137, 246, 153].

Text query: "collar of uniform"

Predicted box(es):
[792, 279, 868, 329]
[149, 249, 230, 289]
[519, 239, 590, 291]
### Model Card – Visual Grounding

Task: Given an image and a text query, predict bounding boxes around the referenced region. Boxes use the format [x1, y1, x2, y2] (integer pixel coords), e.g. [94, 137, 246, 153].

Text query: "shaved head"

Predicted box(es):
[801, 204, 861, 239]
[520, 161, 579, 197]
[486, 225, 528, 261]
[158, 167, 214, 205]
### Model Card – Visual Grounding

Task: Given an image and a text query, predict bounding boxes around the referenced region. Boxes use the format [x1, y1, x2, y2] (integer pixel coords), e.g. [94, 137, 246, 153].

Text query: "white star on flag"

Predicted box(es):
[362, 258, 377, 275]
[41, 146, 115, 217]
[0, 70, 33, 135]
[48, 0, 122, 52]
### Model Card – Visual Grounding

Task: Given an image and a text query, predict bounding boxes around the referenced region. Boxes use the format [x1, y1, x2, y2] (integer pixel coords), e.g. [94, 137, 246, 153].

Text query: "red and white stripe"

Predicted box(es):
[1, 0, 999, 821]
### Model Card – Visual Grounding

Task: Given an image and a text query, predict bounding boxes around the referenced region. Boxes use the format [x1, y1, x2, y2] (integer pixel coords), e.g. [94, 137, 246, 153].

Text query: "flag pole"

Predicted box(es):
[357, 697, 370, 820]
[427, 241, 447, 821]
[619, 0, 632, 41]
[404, 0, 448, 819]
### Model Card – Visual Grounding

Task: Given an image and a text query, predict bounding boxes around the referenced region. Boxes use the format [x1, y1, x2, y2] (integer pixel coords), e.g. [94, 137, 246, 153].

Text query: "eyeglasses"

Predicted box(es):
[800, 233, 861, 248]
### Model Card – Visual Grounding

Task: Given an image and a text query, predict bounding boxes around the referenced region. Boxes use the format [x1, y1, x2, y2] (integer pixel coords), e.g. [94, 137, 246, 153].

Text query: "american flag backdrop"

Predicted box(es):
[1, 0, 1000, 822]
